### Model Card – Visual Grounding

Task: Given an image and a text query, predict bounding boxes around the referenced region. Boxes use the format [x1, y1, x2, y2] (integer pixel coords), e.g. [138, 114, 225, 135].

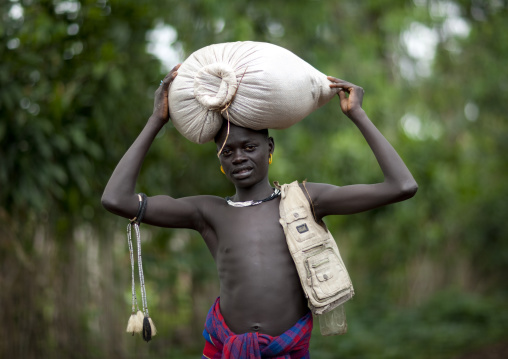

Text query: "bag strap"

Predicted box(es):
[301, 180, 318, 222]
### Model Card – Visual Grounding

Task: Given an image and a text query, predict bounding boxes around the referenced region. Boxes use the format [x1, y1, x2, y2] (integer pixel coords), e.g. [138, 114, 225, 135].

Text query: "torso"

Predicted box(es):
[198, 195, 308, 336]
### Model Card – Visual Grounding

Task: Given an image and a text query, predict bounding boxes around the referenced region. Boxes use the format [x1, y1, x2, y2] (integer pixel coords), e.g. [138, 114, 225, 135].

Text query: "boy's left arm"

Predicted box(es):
[305, 77, 418, 220]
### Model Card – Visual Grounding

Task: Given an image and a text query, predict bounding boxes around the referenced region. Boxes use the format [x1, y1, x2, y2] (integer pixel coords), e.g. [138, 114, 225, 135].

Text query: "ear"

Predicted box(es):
[267, 136, 275, 155]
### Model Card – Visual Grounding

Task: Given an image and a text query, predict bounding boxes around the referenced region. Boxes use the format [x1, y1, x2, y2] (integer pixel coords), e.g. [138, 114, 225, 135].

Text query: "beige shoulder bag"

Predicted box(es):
[277, 181, 354, 335]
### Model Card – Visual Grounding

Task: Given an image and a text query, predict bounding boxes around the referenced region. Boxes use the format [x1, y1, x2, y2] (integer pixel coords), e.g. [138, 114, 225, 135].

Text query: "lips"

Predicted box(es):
[232, 166, 252, 174]
[231, 166, 253, 178]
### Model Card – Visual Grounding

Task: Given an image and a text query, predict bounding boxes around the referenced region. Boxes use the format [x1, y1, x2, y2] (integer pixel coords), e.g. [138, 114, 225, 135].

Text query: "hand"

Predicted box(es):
[327, 76, 365, 118]
[152, 64, 181, 124]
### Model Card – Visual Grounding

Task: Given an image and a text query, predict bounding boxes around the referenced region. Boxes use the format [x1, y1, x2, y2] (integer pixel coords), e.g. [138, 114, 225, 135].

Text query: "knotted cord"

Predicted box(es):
[126, 193, 156, 342]
[217, 67, 249, 158]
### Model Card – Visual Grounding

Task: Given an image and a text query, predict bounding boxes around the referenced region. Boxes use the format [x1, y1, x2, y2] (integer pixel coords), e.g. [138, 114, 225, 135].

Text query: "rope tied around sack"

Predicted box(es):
[216, 67, 248, 158]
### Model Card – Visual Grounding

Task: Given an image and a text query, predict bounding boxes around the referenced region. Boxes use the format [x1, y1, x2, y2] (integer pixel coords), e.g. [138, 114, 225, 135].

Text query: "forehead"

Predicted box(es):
[215, 123, 265, 147]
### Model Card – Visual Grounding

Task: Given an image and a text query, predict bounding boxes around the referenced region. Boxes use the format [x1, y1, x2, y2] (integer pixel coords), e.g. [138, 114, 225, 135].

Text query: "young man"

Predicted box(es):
[102, 64, 418, 358]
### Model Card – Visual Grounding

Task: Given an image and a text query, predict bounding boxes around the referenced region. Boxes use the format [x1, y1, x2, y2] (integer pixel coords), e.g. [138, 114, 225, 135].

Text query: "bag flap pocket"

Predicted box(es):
[285, 206, 308, 224]
[306, 248, 350, 300]
[316, 269, 334, 282]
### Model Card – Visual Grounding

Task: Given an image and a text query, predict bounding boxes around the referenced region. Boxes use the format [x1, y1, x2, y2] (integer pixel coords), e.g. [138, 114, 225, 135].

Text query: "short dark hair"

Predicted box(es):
[214, 117, 269, 143]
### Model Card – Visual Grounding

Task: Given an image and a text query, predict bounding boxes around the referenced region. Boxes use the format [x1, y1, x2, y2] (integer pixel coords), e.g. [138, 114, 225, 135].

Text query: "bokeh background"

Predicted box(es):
[1, 0, 507, 358]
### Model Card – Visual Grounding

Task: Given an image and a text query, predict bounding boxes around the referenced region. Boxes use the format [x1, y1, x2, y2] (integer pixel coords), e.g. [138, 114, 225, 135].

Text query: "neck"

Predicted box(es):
[233, 179, 274, 202]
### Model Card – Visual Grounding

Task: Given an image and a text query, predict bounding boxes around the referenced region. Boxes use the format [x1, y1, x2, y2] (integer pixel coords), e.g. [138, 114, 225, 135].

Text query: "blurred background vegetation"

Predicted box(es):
[1, 0, 507, 358]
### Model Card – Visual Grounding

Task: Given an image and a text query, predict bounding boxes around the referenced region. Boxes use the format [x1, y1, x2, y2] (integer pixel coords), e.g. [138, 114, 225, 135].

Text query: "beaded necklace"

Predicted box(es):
[225, 188, 281, 207]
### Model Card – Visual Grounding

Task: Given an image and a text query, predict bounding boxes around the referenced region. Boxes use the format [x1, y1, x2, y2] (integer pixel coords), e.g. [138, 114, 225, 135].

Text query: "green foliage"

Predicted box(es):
[1, 0, 161, 224]
[1, 0, 508, 358]
[311, 290, 508, 359]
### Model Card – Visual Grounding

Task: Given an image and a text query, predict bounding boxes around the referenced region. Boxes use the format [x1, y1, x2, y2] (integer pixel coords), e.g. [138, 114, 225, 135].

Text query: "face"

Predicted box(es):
[215, 123, 274, 188]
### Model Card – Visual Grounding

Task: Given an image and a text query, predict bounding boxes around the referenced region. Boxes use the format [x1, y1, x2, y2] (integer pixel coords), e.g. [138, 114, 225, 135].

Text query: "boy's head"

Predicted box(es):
[214, 119, 274, 187]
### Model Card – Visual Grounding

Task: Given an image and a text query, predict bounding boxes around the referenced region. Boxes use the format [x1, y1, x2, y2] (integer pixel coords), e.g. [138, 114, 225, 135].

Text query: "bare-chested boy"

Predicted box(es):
[102, 64, 418, 357]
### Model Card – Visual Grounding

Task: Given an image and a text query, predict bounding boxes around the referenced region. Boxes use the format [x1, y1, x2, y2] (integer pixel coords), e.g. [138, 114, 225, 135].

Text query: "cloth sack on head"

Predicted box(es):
[168, 41, 339, 144]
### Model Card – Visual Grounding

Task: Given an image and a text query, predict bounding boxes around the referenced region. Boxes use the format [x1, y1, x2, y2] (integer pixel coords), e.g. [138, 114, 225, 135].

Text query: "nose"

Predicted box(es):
[231, 150, 247, 164]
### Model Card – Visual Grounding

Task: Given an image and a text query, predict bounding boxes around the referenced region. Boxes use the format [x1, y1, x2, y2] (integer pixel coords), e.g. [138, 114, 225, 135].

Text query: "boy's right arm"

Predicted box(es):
[101, 65, 204, 230]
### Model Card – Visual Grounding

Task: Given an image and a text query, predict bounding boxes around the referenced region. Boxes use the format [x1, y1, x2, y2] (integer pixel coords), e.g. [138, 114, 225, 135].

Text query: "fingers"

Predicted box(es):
[327, 75, 365, 115]
[169, 63, 181, 78]
[338, 89, 348, 102]
[160, 64, 182, 87]
[327, 76, 363, 94]
[338, 89, 350, 112]
[327, 76, 351, 87]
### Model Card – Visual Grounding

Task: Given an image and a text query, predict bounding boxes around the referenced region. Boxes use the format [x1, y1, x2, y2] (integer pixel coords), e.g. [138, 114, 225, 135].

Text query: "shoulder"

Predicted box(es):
[295, 181, 343, 221]
[299, 181, 341, 195]
[277, 181, 340, 202]
[182, 194, 224, 203]
[277, 180, 339, 209]
[179, 194, 226, 214]
[276, 181, 339, 202]
[143, 194, 226, 230]
[184, 194, 232, 224]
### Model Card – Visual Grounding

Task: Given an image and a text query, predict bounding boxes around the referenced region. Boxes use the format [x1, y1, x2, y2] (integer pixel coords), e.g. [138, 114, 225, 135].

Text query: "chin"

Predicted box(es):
[230, 178, 256, 188]
[235, 175, 269, 189]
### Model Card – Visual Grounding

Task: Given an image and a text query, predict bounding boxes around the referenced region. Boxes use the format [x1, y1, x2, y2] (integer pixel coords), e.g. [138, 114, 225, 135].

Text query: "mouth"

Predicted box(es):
[232, 166, 253, 178]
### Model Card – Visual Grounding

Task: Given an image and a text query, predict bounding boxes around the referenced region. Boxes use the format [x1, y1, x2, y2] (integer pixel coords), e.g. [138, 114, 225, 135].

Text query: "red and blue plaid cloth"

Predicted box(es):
[202, 297, 313, 359]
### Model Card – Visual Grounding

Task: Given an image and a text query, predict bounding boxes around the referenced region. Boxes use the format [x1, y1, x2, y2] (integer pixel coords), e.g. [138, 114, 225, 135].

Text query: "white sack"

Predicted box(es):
[168, 41, 339, 144]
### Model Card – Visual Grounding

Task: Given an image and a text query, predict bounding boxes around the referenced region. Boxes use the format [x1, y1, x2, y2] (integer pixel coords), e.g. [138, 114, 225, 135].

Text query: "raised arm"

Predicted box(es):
[101, 65, 204, 229]
[305, 77, 418, 220]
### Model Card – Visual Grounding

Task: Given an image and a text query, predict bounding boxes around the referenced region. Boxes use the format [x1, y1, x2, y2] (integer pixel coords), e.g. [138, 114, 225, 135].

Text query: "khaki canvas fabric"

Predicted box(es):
[168, 41, 340, 143]
[277, 181, 354, 316]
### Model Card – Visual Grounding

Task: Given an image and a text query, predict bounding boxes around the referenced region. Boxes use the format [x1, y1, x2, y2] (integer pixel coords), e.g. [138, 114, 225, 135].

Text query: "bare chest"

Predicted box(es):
[201, 197, 308, 335]
[213, 199, 286, 254]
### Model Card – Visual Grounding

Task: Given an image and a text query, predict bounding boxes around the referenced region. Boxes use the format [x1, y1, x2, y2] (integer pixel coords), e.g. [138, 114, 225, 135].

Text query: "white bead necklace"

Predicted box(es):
[225, 188, 281, 207]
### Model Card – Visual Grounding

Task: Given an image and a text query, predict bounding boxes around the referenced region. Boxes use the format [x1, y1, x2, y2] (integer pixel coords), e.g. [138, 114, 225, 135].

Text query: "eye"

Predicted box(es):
[221, 149, 232, 156]
[245, 144, 257, 151]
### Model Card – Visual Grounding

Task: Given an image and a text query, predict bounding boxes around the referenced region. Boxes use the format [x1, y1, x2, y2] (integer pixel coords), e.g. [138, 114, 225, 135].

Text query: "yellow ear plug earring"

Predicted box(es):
[220, 166, 226, 174]
[269, 154, 273, 165]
